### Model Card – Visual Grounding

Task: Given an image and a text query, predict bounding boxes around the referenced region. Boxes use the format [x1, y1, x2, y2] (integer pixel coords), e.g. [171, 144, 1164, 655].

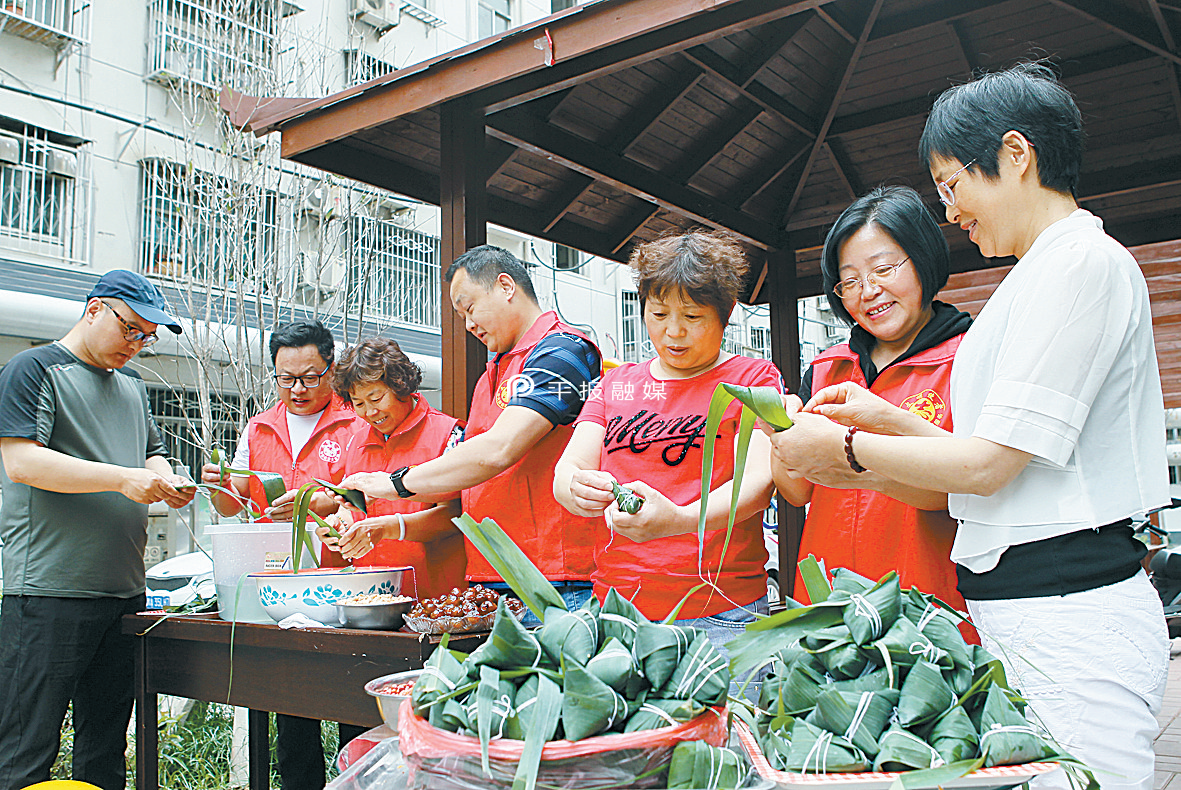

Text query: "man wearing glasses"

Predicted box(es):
[0, 270, 197, 790]
[199, 318, 363, 790]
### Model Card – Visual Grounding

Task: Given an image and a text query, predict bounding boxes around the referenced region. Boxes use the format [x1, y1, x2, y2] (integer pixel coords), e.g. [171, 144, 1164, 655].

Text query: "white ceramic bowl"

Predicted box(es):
[249, 566, 410, 624]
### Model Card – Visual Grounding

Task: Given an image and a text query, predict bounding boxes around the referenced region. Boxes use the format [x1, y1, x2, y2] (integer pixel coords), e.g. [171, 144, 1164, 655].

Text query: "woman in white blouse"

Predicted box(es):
[768, 63, 1169, 790]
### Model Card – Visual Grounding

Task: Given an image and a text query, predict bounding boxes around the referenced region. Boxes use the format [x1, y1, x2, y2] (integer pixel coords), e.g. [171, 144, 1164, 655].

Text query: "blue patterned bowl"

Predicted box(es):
[249, 566, 410, 624]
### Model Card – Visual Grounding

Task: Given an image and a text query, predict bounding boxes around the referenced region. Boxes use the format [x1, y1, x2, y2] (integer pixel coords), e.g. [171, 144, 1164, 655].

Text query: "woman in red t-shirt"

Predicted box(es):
[554, 230, 779, 643]
[317, 338, 467, 599]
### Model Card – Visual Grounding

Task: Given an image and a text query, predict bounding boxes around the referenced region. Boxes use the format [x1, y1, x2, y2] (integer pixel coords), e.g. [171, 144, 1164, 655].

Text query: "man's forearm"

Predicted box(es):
[2, 439, 130, 494]
[402, 432, 517, 498]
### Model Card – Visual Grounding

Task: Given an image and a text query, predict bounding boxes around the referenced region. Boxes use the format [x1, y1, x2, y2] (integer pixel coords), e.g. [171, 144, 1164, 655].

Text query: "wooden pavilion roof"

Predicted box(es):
[222, 0, 1181, 406]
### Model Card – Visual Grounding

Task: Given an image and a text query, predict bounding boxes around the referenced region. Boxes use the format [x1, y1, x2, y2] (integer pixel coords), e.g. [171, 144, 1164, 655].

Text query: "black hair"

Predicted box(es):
[444, 244, 538, 303]
[269, 319, 335, 368]
[918, 62, 1085, 197]
[821, 185, 950, 325]
[334, 337, 422, 400]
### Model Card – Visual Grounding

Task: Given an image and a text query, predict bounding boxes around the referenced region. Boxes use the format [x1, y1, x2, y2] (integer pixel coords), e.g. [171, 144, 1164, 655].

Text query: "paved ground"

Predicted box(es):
[1155, 647, 1181, 788]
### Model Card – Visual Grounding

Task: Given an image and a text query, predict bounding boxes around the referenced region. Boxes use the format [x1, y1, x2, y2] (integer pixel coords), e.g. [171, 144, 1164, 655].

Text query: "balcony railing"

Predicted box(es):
[348, 217, 440, 331]
[146, 0, 276, 93]
[0, 125, 90, 266]
[0, 0, 88, 50]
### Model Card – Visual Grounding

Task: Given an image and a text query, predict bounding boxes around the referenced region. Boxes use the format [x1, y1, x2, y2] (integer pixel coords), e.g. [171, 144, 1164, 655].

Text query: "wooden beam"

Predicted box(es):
[783, 0, 885, 222]
[869, 0, 998, 41]
[1145, 0, 1177, 52]
[274, 0, 836, 156]
[816, 6, 855, 44]
[490, 195, 630, 262]
[439, 101, 488, 421]
[608, 64, 705, 155]
[685, 47, 817, 138]
[945, 19, 977, 75]
[669, 100, 764, 183]
[827, 44, 1157, 137]
[765, 248, 805, 598]
[541, 175, 597, 232]
[824, 139, 863, 199]
[485, 109, 782, 249]
[733, 12, 814, 88]
[480, 0, 839, 114]
[293, 142, 439, 205]
[485, 139, 519, 183]
[609, 204, 662, 255]
[737, 140, 810, 209]
[1044, 0, 1181, 66]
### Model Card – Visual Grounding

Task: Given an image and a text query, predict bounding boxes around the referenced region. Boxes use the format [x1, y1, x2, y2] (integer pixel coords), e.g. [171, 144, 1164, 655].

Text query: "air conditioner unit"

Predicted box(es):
[350, 0, 399, 31]
[45, 149, 78, 178]
[300, 186, 338, 218]
[0, 133, 19, 166]
[299, 252, 346, 295]
[374, 196, 412, 220]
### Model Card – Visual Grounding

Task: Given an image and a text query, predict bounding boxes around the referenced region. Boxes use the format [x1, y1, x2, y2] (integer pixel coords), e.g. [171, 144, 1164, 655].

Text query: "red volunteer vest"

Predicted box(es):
[244, 394, 358, 516]
[328, 396, 467, 598]
[797, 336, 973, 631]
[462, 311, 601, 582]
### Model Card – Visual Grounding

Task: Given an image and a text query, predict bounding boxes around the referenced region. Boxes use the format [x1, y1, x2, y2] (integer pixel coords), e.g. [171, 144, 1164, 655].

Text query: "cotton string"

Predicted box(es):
[843, 691, 874, 742]
[849, 593, 883, 637]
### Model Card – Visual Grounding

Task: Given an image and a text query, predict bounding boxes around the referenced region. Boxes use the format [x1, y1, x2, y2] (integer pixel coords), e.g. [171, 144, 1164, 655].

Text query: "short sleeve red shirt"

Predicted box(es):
[576, 355, 782, 620]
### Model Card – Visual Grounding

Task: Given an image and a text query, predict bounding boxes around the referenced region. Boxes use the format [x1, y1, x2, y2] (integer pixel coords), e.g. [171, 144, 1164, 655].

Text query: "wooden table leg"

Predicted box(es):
[248, 709, 270, 790]
[134, 635, 158, 790]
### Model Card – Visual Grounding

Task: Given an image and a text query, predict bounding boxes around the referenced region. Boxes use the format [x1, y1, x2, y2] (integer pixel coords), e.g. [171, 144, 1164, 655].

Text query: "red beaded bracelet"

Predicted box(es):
[845, 426, 866, 473]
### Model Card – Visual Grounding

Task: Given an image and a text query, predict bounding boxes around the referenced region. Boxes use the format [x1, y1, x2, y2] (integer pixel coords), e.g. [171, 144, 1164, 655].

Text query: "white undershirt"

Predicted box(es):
[231, 407, 326, 469]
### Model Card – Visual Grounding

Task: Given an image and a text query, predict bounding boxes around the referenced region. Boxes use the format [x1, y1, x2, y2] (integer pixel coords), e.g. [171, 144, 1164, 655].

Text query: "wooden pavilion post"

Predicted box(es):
[766, 248, 806, 599]
[439, 99, 489, 420]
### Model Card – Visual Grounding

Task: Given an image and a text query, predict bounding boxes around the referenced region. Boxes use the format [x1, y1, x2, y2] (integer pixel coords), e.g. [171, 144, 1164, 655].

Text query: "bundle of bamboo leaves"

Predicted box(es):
[401, 515, 745, 790]
[726, 560, 1096, 787]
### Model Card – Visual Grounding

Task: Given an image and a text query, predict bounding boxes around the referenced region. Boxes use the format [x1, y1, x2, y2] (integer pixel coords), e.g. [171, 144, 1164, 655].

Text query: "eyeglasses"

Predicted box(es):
[833, 257, 911, 299]
[102, 301, 158, 346]
[936, 159, 976, 207]
[273, 363, 330, 389]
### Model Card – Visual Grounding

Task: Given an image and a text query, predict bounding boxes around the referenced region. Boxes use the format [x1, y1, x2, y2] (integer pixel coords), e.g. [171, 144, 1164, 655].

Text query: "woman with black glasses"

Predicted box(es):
[773, 185, 973, 632]
[770, 63, 1168, 789]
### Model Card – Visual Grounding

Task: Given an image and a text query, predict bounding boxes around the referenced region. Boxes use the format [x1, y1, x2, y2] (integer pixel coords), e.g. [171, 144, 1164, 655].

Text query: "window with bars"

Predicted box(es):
[145, 0, 277, 93]
[348, 216, 441, 330]
[139, 158, 278, 288]
[749, 326, 770, 359]
[343, 48, 396, 88]
[477, 0, 508, 38]
[0, 122, 89, 265]
[147, 385, 254, 479]
[620, 291, 653, 362]
[0, 0, 88, 48]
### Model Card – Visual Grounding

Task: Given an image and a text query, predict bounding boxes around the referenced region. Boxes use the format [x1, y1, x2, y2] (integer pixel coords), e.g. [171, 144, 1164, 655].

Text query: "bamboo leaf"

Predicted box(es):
[798, 554, 831, 603]
[476, 665, 500, 777]
[720, 383, 794, 431]
[452, 513, 566, 621]
[510, 674, 562, 790]
[886, 755, 985, 790]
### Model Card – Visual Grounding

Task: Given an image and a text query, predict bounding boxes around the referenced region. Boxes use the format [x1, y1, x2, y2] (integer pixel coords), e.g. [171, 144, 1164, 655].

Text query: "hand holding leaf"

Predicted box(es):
[608, 481, 685, 543]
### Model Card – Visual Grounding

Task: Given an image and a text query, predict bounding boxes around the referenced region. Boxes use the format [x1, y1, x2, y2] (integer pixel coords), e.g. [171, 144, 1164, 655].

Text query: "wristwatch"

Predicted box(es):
[389, 466, 416, 499]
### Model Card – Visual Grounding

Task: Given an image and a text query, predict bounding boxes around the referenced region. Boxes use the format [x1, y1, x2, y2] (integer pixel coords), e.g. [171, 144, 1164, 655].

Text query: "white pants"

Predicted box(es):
[967, 571, 1168, 790]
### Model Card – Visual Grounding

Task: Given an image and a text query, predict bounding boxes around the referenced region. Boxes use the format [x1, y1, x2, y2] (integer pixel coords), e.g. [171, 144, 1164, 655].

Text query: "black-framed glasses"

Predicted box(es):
[936, 159, 976, 207]
[102, 301, 158, 346]
[833, 257, 911, 299]
[273, 363, 330, 389]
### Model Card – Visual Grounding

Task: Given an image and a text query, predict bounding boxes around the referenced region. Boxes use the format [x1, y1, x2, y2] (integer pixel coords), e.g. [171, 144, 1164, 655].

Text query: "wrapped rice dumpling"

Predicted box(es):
[412, 637, 468, 717]
[830, 567, 874, 595]
[600, 588, 649, 649]
[873, 725, 946, 771]
[473, 665, 517, 743]
[438, 697, 471, 733]
[869, 613, 934, 672]
[784, 719, 869, 773]
[930, 705, 979, 764]
[623, 698, 704, 733]
[896, 659, 958, 727]
[562, 660, 630, 740]
[667, 740, 749, 790]
[633, 622, 700, 689]
[538, 604, 600, 666]
[838, 573, 901, 646]
[812, 640, 869, 681]
[978, 685, 1056, 767]
[466, 598, 546, 674]
[662, 633, 730, 706]
[770, 657, 827, 715]
[831, 666, 893, 695]
[806, 688, 899, 758]
[587, 637, 646, 696]
[503, 672, 565, 741]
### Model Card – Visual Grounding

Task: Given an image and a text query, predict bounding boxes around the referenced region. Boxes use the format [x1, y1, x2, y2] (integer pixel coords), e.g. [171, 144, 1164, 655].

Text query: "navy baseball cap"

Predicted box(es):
[88, 270, 183, 335]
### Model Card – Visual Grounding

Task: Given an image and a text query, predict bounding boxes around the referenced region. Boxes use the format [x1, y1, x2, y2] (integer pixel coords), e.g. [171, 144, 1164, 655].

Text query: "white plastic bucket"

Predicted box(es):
[206, 522, 294, 623]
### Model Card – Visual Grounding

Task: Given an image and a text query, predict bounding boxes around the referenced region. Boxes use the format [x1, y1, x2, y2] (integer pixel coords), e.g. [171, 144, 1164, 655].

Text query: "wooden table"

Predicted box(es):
[123, 613, 485, 790]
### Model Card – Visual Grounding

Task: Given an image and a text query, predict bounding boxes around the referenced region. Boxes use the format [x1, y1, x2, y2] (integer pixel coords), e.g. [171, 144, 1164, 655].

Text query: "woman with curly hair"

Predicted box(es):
[554, 230, 779, 648]
[317, 337, 467, 598]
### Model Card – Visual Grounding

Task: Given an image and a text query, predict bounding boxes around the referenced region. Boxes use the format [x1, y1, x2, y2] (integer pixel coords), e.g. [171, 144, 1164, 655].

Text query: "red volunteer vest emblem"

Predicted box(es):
[318, 439, 342, 463]
[900, 388, 947, 425]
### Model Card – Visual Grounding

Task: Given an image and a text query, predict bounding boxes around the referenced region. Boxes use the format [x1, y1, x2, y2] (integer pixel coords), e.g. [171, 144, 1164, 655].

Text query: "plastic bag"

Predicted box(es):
[328, 737, 411, 790]
[398, 699, 728, 790]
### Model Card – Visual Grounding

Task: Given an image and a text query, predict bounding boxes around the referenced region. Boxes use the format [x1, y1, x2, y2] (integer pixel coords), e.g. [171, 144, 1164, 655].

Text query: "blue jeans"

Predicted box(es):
[675, 594, 769, 701]
[483, 581, 595, 628]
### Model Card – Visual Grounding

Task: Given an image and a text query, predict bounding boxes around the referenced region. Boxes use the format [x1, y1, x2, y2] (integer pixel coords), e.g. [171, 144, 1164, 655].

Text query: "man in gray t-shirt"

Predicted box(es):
[0, 270, 195, 790]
